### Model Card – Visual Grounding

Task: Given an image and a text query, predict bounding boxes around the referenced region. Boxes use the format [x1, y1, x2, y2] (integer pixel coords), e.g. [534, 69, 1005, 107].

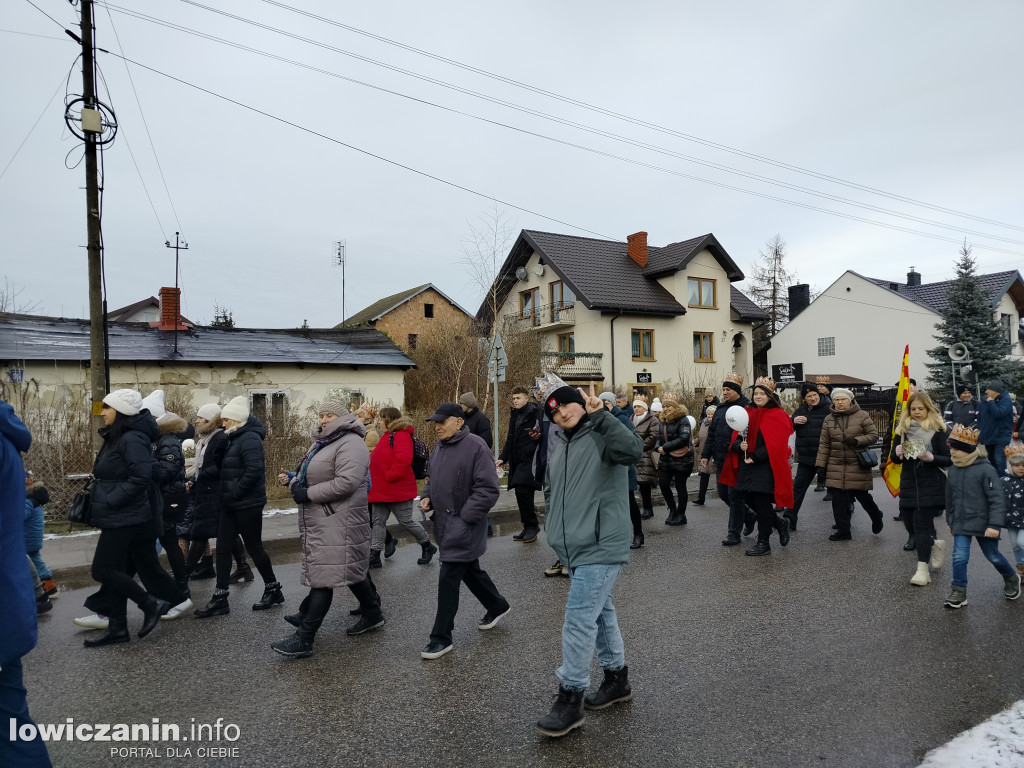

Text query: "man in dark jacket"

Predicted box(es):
[700, 373, 755, 545]
[497, 386, 542, 542]
[944, 386, 979, 430]
[459, 391, 493, 448]
[0, 400, 53, 767]
[419, 403, 509, 660]
[535, 380, 643, 738]
[783, 384, 831, 530]
[978, 381, 1014, 475]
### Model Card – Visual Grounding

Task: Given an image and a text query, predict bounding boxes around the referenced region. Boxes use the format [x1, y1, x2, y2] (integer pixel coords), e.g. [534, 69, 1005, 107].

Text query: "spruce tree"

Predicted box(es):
[926, 243, 1021, 400]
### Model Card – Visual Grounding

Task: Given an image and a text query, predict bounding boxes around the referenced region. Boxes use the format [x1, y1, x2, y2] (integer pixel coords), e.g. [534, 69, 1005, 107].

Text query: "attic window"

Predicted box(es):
[688, 278, 716, 308]
[424, 303, 434, 318]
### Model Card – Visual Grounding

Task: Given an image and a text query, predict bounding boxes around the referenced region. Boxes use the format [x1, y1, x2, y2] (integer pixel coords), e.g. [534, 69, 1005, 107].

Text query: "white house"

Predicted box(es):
[768, 268, 1024, 390]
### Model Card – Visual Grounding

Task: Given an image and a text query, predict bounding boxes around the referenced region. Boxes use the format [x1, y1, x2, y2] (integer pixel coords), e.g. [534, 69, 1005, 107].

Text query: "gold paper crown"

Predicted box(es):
[815, 375, 830, 384]
[724, 372, 744, 386]
[1005, 443, 1024, 459]
[755, 376, 776, 392]
[950, 424, 980, 446]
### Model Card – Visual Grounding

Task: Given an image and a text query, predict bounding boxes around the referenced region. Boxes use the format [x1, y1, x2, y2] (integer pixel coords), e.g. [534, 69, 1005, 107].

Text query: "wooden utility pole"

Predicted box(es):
[80, 0, 107, 449]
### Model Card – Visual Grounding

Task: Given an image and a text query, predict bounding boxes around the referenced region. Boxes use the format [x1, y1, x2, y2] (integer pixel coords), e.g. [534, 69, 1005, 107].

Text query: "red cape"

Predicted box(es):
[717, 407, 795, 509]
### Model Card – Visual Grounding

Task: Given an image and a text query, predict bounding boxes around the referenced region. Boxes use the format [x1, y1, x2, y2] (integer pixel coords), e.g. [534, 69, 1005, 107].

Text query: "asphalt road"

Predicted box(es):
[23, 489, 1024, 768]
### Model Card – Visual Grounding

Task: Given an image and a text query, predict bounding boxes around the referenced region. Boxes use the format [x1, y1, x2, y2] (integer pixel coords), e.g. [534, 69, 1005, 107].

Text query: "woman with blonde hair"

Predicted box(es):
[889, 391, 951, 586]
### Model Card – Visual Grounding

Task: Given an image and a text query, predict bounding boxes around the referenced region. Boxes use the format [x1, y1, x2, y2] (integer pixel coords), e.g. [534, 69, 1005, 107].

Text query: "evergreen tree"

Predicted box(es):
[211, 304, 235, 328]
[926, 243, 1022, 399]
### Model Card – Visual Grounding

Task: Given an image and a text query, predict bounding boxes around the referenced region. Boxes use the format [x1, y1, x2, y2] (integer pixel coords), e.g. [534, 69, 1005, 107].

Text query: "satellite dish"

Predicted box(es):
[515, 267, 528, 281]
[532, 263, 545, 277]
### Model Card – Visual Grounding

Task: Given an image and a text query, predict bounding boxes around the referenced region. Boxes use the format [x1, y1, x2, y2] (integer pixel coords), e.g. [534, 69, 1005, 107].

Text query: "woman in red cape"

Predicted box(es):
[719, 378, 795, 556]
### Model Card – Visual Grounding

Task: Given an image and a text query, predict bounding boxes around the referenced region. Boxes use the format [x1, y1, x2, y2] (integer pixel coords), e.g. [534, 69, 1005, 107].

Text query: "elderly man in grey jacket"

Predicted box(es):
[419, 402, 510, 660]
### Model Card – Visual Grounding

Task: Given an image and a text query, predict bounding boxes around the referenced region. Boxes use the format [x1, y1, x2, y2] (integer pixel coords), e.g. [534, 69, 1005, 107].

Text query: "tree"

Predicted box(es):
[211, 304, 235, 328]
[926, 242, 1023, 398]
[745, 234, 798, 343]
[0, 277, 42, 314]
[403, 313, 482, 410]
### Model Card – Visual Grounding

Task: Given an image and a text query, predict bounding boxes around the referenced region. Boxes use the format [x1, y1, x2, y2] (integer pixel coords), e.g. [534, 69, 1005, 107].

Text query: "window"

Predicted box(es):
[817, 336, 835, 356]
[550, 280, 575, 308]
[687, 277, 717, 308]
[250, 391, 289, 431]
[557, 332, 575, 364]
[520, 288, 540, 326]
[408, 333, 418, 350]
[424, 303, 434, 318]
[1001, 313, 1013, 347]
[693, 332, 713, 362]
[631, 329, 655, 361]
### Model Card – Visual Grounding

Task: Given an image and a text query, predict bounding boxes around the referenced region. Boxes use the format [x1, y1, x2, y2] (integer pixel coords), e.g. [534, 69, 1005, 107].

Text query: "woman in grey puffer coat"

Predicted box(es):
[271, 398, 385, 658]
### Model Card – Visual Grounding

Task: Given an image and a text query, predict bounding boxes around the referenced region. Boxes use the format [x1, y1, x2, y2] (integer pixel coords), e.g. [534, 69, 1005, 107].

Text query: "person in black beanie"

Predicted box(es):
[700, 373, 756, 545]
[782, 383, 831, 531]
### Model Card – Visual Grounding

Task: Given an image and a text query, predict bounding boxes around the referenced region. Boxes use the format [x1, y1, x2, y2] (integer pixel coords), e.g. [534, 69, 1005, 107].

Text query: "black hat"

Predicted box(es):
[957, 385, 972, 396]
[426, 402, 465, 422]
[800, 383, 817, 399]
[544, 385, 586, 419]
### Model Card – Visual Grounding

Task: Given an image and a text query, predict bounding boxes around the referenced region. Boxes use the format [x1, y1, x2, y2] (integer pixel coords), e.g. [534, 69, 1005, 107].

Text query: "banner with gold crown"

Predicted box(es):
[883, 345, 911, 497]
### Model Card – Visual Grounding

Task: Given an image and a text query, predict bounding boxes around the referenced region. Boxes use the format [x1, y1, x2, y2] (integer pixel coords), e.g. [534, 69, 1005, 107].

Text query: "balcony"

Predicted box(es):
[540, 351, 603, 382]
[505, 302, 576, 330]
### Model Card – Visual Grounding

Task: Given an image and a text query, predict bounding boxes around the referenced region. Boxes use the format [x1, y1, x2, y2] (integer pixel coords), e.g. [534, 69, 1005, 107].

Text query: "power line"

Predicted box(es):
[0, 75, 65, 182]
[0, 27, 67, 40]
[23, 0, 66, 30]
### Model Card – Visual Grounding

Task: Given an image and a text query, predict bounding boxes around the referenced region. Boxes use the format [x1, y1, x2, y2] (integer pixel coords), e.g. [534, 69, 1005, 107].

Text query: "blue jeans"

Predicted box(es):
[1007, 528, 1024, 565]
[951, 534, 1015, 588]
[556, 564, 625, 691]
[27, 551, 51, 581]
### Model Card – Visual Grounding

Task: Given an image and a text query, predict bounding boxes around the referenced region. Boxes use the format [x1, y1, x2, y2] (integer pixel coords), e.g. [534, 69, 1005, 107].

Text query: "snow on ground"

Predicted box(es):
[920, 701, 1024, 767]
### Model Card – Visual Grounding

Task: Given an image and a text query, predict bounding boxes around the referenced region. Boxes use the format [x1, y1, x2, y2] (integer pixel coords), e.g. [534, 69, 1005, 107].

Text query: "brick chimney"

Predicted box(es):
[788, 284, 810, 319]
[907, 266, 921, 287]
[627, 231, 648, 267]
[153, 287, 191, 330]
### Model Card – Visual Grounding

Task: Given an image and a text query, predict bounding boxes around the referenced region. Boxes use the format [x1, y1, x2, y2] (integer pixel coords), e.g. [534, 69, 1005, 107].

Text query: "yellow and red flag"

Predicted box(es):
[883, 345, 911, 497]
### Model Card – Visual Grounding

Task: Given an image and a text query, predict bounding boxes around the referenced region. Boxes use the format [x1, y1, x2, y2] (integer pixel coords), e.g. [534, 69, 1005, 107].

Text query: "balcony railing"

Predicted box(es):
[504, 302, 575, 328]
[540, 351, 603, 380]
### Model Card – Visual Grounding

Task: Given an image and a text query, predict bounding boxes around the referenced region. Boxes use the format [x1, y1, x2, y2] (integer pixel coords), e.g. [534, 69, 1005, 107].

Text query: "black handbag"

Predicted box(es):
[68, 481, 93, 525]
[856, 449, 879, 470]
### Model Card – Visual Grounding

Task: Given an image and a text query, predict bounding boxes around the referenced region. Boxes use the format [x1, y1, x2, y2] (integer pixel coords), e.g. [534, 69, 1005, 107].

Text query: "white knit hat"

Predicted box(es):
[142, 390, 166, 418]
[103, 389, 143, 416]
[632, 398, 647, 410]
[197, 403, 221, 421]
[221, 395, 250, 422]
[650, 397, 664, 413]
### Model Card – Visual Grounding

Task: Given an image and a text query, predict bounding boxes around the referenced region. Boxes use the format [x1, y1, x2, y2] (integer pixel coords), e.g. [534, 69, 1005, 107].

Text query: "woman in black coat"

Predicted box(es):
[655, 400, 693, 527]
[890, 392, 951, 586]
[84, 390, 185, 647]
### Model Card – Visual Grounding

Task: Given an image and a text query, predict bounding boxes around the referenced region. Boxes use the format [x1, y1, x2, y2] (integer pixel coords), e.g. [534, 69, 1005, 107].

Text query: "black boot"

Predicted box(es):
[190, 556, 216, 580]
[664, 507, 681, 526]
[84, 617, 130, 648]
[271, 632, 314, 658]
[774, 515, 790, 547]
[584, 666, 633, 710]
[253, 581, 284, 611]
[639, 507, 654, 519]
[229, 562, 254, 583]
[903, 535, 916, 551]
[417, 541, 438, 565]
[384, 531, 398, 559]
[745, 540, 771, 557]
[536, 686, 585, 738]
[369, 550, 382, 569]
[630, 533, 644, 549]
[138, 596, 171, 638]
[195, 590, 230, 618]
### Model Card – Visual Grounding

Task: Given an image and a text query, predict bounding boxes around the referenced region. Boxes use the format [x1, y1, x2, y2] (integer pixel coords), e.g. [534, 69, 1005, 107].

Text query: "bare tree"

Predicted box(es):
[0, 277, 42, 314]
[746, 235, 798, 337]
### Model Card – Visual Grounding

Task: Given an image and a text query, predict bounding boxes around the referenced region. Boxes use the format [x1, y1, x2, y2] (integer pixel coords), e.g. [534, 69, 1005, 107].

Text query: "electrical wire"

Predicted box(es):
[23, 0, 66, 30]
[102, 2, 1024, 248]
[0, 27, 67, 40]
[0, 75, 65, 182]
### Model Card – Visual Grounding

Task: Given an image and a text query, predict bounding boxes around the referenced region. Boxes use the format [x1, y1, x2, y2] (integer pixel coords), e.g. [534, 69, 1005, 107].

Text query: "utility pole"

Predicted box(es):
[165, 232, 189, 356]
[81, 0, 107, 451]
[332, 240, 346, 324]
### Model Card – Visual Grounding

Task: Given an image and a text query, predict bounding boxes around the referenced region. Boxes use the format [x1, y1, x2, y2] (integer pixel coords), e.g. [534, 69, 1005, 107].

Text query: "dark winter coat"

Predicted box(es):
[0, 399, 35, 667]
[153, 415, 188, 524]
[890, 430, 951, 514]
[697, 418, 715, 474]
[218, 415, 268, 511]
[607, 406, 639, 491]
[978, 391, 1014, 445]
[91, 410, 161, 529]
[544, 408, 643, 569]
[943, 398, 978, 430]
[368, 418, 418, 503]
[291, 413, 370, 588]
[815, 401, 878, 491]
[701, 394, 750, 465]
[792, 400, 830, 467]
[422, 427, 499, 563]
[699, 395, 720, 424]
[656, 403, 693, 473]
[1001, 473, 1024, 530]
[731, 433, 773, 494]
[181, 422, 225, 540]
[632, 411, 659, 485]
[24, 483, 48, 554]
[462, 407, 493, 449]
[946, 454, 1006, 534]
[498, 402, 542, 490]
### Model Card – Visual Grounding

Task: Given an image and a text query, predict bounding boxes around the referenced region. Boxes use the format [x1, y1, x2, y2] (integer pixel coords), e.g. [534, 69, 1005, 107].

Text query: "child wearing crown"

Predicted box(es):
[943, 424, 1021, 608]
[1001, 443, 1024, 579]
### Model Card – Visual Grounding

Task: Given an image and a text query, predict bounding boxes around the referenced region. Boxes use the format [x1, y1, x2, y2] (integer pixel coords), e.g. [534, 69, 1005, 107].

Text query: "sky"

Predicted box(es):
[2, 1, 1023, 328]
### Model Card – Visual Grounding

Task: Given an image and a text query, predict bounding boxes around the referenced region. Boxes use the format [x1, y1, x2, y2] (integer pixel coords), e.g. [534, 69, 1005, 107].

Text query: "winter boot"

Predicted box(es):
[536, 686, 585, 738]
[384, 531, 398, 559]
[774, 515, 790, 547]
[745, 540, 771, 557]
[271, 632, 314, 658]
[944, 586, 968, 609]
[903, 534, 916, 551]
[584, 666, 633, 710]
[665, 507, 683, 526]
[417, 541, 438, 565]
[910, 562, 931, 586]
[195, 590, 230, 618]
[639, 507, 654, 519]
[930, 539, 946, 570]
[369, 550, 383, 569]
[253, 581, 284, 611]
[229, 562, 254, 583]
[630, 533, 644, 549]
[83, 617, 130, 648]
[1005, 572, 1022, 600]
[138, 596, 171, 638]
[190, 556, 216, 580]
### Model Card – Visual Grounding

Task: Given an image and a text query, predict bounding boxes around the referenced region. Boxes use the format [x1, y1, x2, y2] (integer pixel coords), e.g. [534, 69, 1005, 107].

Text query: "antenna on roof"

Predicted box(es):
[332, 240, 346, 325]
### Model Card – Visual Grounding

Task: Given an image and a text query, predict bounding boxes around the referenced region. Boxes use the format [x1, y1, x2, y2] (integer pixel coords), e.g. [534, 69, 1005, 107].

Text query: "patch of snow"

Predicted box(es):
[919, 700, 1024, 767]
[263, 507, 298, 517]
[44, 530, 99, 540]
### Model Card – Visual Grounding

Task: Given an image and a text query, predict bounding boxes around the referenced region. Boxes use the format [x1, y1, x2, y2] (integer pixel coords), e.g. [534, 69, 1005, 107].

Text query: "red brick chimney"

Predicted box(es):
[627, 231, 648, 267]
[153, 287, 192, 330]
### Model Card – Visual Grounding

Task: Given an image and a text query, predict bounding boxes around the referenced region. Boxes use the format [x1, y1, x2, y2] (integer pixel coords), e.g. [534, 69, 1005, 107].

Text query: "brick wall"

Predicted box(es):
[375, 288, 470, 351]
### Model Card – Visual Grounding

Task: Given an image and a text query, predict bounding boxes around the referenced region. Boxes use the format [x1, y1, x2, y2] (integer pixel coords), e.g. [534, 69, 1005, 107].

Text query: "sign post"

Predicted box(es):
[488, 334, 509, 459]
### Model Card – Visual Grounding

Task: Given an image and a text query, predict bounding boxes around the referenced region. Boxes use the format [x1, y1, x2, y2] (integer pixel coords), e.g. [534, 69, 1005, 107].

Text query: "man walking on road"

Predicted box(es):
[534, 378, 643, 738]
[496, 386, 542, 543]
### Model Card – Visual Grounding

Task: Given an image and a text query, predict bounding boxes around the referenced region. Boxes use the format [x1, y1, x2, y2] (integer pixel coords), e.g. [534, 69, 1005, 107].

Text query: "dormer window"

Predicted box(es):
[688, 277, 717, 308]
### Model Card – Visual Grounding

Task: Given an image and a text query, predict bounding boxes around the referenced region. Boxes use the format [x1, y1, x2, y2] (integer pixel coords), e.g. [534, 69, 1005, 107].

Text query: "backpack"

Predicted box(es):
[390, 431, 430, 480]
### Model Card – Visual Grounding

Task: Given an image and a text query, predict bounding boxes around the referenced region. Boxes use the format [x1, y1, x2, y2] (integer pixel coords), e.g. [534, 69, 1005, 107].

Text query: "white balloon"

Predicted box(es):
[686, 415, 696, 431]
[725, 405, 749, 434]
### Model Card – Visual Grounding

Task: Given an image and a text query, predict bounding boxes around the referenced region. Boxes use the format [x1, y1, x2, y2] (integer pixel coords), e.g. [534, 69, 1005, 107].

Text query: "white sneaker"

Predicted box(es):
[161, 598, 194, 620]
[74, 614, 109, 630]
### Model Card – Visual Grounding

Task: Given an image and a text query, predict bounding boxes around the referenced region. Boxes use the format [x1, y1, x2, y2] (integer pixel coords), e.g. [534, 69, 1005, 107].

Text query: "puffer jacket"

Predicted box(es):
[946, 453, 1005, 534]
[153, 415, 188, 523]
[1001, 473, 1024, 530]
[815, 401, 878, 491]
[291, 413, 370, 588]
[218, 415, 268, 511]
[792, 400, 830, 467]
[181, 420, 225, 539]
[890, 430, 951, 514]
[499, 401, 542, 490]
[657, 403, 693, 473]
[24, 483, 48, 553]
[632, 411, 659, 485]
[422, 428, 499, 562]
[368, 417, 418, 503]
[544, 408, 643, 569]
[978, 391, 1013, 445]
[0, 399, 35, 667]
[701, 394, 750, 465]
[91, 410, 161, 529]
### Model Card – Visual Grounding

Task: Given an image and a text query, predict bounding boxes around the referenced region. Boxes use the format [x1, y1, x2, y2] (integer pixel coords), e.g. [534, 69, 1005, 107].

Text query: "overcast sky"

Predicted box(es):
[3, 1, 1023, 328]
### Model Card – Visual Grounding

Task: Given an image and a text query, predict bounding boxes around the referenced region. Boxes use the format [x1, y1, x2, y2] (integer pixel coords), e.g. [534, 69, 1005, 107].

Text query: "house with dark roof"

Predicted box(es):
[479, 229, 768, 399]
[341, 283, 473, 353]
[768, 268, 1024, 393]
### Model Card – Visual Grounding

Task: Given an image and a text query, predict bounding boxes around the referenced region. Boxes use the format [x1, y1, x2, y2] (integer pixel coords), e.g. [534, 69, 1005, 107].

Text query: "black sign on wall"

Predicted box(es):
[636, 372, 653, 384]
[771, 363, 803, 383]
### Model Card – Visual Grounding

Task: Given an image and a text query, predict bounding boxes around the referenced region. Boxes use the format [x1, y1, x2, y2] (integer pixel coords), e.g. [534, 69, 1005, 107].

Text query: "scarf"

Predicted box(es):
[717, 406, 795, 508]
[951, 449, 981, 468]
[296, 427, 346, 485]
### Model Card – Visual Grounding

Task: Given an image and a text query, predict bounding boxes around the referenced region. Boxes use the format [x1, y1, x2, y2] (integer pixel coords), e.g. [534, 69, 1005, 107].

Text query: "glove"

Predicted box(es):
[843, 436, 858, 447]
[920, 451, 934, 462]
[290, 484, 310, 504]
[894, 444, 903, 458]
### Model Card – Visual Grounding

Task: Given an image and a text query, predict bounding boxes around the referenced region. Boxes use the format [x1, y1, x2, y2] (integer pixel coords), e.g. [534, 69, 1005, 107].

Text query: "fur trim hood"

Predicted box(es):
[157, 414, 188, 435]
[385, 416, 414, 434]
[659, 403, 688, 423]
[197, 416, 222, 436]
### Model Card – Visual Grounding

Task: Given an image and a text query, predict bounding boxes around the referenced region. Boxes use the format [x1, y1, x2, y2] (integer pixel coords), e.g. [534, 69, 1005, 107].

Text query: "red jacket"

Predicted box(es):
[368, 424, 417, 503]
